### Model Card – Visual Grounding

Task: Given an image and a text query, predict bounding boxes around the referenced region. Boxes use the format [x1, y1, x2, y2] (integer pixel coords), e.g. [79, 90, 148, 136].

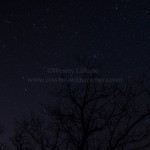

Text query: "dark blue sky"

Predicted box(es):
[0, 0, 150, 138]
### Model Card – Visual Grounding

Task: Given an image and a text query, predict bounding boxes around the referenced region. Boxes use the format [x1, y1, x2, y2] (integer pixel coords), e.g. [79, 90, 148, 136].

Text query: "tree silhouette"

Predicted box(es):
[12, 62, 150, 150]
[0, 126, 9, 150]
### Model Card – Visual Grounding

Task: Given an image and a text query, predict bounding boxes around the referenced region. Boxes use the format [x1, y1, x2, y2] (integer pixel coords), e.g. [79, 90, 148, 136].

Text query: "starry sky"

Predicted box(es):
[0, 0, 150, 138]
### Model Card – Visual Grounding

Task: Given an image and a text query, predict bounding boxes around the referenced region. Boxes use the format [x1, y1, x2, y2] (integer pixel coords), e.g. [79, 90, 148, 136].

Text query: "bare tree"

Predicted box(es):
[12, 62, 150, 150]
[11, 113, 54, 150]
[0, 124, 10, 150]
[44, 76, 150, 150]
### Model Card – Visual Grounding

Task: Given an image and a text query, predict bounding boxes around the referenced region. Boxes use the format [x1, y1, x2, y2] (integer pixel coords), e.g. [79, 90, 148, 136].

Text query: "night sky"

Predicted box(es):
[0, 0, 150, 139]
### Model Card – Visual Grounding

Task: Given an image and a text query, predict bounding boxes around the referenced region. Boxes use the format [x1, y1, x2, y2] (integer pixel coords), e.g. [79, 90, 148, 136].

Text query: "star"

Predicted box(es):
[115, 3, 118, 10]
[2, 19, 13, 24]
[93, 54, 97, 58]
[24, 88, 28, 92]
[1, 45, 7, 48]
